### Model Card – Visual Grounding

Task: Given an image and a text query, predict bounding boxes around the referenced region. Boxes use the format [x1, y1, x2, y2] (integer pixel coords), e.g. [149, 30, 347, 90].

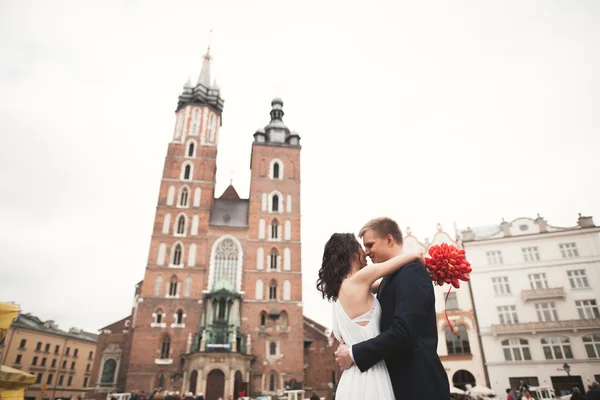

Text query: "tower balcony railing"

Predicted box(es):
[190, 326, 248, 354]
[521, 286, 566, 302]
[490, 318, 600, 335]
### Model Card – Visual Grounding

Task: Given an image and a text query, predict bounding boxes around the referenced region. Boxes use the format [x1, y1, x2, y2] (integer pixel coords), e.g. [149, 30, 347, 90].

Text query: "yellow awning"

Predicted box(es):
[0, 365, 37, 389]
[0, 302, 19, 342]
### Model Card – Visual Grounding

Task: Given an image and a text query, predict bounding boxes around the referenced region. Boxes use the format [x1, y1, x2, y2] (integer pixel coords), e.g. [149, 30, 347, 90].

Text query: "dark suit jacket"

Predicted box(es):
[352, 262, 450, 400]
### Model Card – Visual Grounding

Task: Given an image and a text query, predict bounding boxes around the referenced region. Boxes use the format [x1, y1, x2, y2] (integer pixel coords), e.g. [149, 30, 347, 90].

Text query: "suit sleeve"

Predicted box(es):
[352, 262, 432, 372]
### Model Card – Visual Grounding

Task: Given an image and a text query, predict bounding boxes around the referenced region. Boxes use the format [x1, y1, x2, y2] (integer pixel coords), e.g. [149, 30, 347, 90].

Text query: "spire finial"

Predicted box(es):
[197, 33, 213, 87]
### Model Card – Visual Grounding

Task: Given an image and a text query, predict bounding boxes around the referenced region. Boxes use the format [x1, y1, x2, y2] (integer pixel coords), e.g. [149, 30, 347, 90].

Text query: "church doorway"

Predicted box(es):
[453, 369, 476, 391]
[206, 369, 225, 400]
[188, 370, 198, 394]
[233, 370, 246, 398]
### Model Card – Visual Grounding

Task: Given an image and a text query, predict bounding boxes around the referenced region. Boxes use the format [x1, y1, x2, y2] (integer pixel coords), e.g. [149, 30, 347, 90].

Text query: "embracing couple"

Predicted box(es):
[316, 217, 450, 400]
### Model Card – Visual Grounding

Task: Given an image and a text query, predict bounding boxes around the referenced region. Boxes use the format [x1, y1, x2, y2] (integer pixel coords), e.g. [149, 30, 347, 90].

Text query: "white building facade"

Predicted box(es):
[462, 214, 600, 396]
[404, 225, 487, 391]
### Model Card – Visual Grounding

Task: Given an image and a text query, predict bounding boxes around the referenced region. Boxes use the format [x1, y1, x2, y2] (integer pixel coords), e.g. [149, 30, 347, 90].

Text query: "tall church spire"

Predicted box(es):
[197, 47, 212, 87]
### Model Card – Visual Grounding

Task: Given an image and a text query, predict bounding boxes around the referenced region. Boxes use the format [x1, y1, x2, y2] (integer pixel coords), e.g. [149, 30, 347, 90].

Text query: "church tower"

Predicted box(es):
[244, 98, 303, 394]
[125, 48, 225, 392]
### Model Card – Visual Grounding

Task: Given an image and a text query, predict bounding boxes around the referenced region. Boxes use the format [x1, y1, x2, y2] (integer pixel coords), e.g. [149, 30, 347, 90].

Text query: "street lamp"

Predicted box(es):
[563, 363, 571, 376]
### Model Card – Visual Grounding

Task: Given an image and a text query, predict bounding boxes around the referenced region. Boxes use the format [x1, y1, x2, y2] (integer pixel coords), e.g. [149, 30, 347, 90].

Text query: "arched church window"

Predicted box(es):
[187, 142, 195, 157]
[213, 238, 239, 289]
[269, 341, 277, 356]
[269, 280, 277, 300]
[272, 194, 279, 212]
[270, 248, 278, 270]
[280, 311, 288, 329]
[179, 187, 189, 207]
[155, 309, 164, 324]
[169, 276, 178, 296]
[260, 311, 267, 328]
[173, 244, 182, 266]
[177, 215, 186, 235]
[183, 164, 192, 180]
[160, 335, 170, 359]
[269, 371, 277, 391]
[273, 163, 280, 179]
[271, 219, 279, 239]
[176, 309, 184, 324]
[153, 275, 163, 296]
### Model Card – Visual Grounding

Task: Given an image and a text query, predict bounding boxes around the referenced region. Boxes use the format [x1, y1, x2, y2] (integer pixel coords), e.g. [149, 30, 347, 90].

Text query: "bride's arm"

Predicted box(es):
[353, 250, 424, 287]
[371, 278, 382, 294]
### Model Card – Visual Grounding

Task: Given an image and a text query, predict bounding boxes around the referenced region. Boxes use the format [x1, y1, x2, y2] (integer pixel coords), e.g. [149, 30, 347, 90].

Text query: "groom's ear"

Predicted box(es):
[386, 234, 394, 246]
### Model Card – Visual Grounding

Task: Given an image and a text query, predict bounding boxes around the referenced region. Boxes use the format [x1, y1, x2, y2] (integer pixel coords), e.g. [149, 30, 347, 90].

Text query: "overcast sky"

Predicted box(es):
[1, 0, 599, 333]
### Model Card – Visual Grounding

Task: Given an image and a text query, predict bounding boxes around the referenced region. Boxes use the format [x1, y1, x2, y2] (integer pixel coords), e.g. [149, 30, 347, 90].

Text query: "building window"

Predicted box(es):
[269, 371, 277, 391]
[446, 292, 458, 310]
[179, 187, 189, 207]
[187, 142, 195, 157]
[486, 251, 503, 265]
[36, 373, 42, 384]
[269, 341, 277, 356]
[212, 238, 239, 290]
[269, 280, 277, 300]
[51, 359, 56, 368]
[54, 345, 59, 354]
[528, 273, 548, 289]
[86, 364, 90, 372]
[271, 219, 279, 239]
[19, 339, 26, 349]
[444, 325, 470, 355]
[559, 243, 579, 258]
[497, 305, 519, 324]
[47, 374, 53, 384]
[176, 309, 184, 324]
[71, 361, 75, 370]
[492, 277, 511, 295]
[67, 375, 73, 386]
[535, 302, 558, 322]
[522, 247, 540, 262]
[168, 277, 178, 297]
[89, 351, 93, 360]
[583, 334, 600, 359]
[183, 164, 192, 180]
[176, 215, 186, 235]
[62, 360, 67, 369]
[567, 269, 589, 289]
[44, 343, 50, 353]
[160, 336, 171, 359]
[15, 354, 22, 364]
[576, 300, 600, 319]
[541, 336, 573, 360]
[66, 347, 70, 356]
[83, 377, 88, 387]
[58, 375, 64, 386]
[158, 373, 166, 388]
[501, 338, 532, 361]
[273, 163, 280, 179]
[74, 349, 78, 357]
[270, 248, 278, 270]
[260, 312, 267, 328]
[32, 356, 38, 365]
[41, 357, 46, 366]
[36, 342, 42, 351]
[155, 309, 164, 324]
[173, 244, 183, 266]
[271, 194, 279, 212]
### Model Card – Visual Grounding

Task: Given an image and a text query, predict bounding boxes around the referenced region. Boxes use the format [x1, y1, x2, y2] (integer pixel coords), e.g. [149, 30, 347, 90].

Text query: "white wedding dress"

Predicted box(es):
[332, 295, 395, 400]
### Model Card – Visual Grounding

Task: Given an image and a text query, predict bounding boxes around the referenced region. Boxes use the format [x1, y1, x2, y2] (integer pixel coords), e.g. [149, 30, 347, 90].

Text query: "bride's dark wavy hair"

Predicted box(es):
[316, 233, 361, 301]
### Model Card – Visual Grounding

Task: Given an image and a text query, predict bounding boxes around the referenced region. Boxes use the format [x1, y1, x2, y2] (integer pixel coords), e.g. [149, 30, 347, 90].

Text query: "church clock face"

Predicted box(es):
[270, 130, 285, 143]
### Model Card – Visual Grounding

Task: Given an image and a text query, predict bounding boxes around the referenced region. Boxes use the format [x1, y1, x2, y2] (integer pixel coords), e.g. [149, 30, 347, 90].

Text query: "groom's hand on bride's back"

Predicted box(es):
[334, 340, 354, 370]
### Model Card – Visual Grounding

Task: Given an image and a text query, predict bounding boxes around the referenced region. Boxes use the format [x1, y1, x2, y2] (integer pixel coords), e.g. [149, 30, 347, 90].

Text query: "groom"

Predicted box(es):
[334, 217, 449, 399]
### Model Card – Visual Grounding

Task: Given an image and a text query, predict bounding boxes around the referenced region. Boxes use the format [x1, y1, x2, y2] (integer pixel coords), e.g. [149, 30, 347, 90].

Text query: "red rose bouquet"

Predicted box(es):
[424, 243, 471, 333]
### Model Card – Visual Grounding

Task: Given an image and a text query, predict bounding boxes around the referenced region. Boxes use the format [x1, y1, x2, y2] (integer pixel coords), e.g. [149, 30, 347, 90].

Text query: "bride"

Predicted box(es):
[316, 233, 423, 400]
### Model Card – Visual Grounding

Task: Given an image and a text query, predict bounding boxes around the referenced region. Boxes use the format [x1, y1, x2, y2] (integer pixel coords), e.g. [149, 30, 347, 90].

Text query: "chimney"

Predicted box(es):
[535, 214, 548, 232]
[500, 219, 511, 236]
[461, 228, 475, 242]
[578, 213, 595, 228]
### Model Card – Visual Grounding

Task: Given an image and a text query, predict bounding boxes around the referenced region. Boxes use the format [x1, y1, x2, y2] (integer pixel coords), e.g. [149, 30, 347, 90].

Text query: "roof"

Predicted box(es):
[11, 312, 98, 343]
[209, 199, 249, 228]
[218, 184, 241, 200]
[303, 315, 330, 338]
[100, 316, 131, 332]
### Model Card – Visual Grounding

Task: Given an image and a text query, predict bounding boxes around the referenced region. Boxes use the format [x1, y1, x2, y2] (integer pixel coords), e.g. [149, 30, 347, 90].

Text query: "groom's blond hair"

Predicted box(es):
[358, 217, 403, 244]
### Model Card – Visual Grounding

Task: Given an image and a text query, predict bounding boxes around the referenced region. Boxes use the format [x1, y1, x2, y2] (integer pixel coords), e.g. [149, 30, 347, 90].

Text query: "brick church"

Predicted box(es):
[89, 49, 337, 400]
